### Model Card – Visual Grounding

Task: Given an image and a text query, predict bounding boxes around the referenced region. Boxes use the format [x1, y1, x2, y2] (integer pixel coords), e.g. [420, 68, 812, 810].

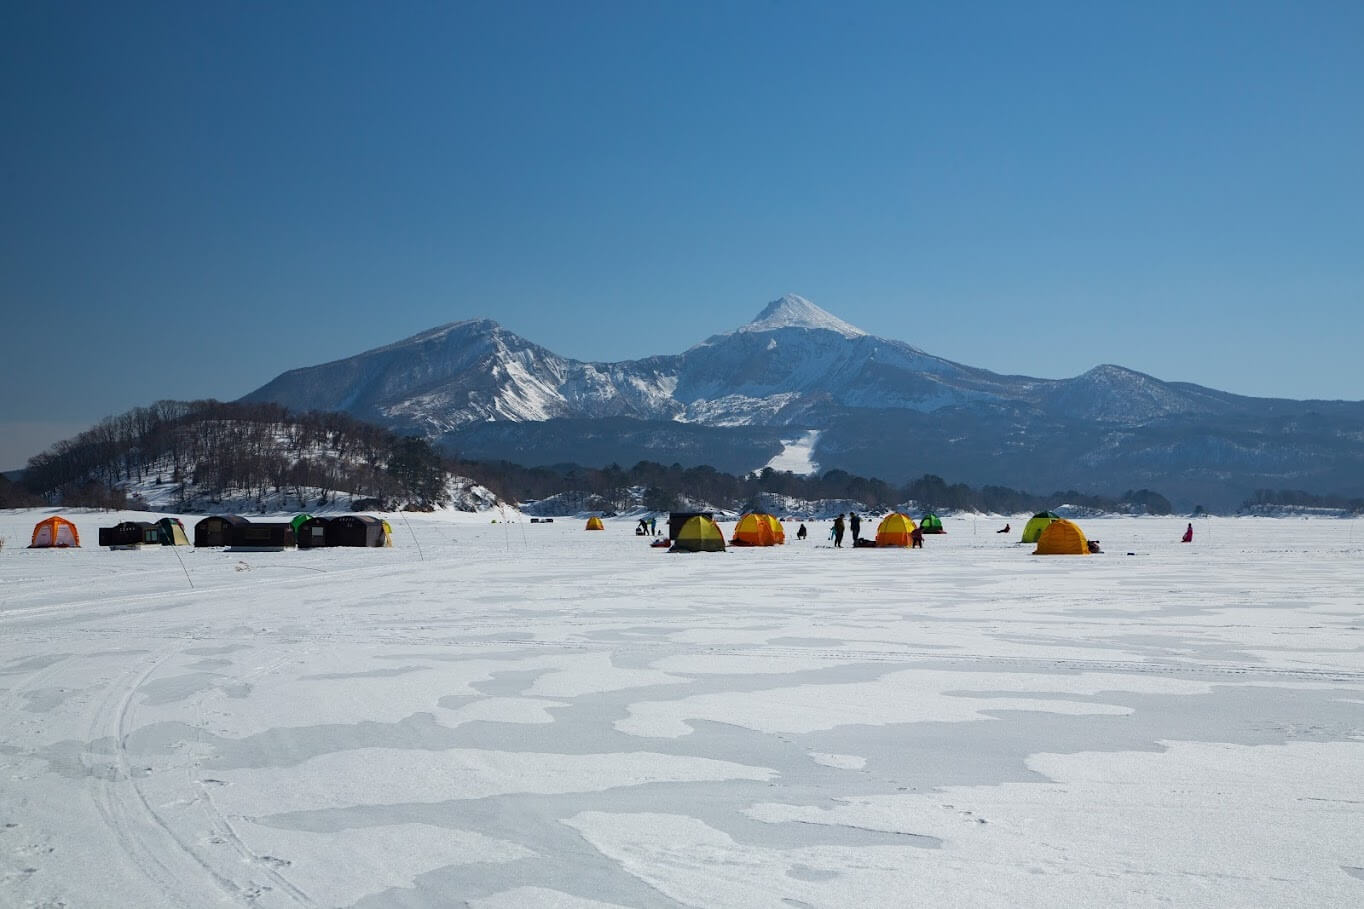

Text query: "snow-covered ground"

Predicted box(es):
[0, 509, 1361, 908]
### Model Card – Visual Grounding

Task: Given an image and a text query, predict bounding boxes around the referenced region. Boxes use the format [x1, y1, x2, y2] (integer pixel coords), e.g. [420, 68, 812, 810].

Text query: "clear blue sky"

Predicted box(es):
[3, 1, 1362, 468]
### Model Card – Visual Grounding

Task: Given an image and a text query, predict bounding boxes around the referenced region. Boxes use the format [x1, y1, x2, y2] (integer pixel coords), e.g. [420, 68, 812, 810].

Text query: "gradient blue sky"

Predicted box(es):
[3, 0, 1362, 468]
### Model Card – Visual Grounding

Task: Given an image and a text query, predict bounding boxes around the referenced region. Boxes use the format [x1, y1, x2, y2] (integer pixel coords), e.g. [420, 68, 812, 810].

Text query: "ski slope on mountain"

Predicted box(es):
[1, 510, 1361, 907]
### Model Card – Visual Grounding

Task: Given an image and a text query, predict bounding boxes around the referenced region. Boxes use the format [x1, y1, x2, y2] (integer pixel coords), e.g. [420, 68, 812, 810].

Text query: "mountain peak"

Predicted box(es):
[741, 294, 867, 339]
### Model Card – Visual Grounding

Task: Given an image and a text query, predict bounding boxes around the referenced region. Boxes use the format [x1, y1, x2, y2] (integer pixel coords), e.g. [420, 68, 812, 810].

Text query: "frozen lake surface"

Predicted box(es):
[0, 510, 1361, 907]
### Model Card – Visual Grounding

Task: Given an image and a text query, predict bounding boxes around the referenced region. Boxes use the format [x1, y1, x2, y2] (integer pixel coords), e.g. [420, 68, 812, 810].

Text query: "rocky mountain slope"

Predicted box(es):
[243, 295, 1364, 508]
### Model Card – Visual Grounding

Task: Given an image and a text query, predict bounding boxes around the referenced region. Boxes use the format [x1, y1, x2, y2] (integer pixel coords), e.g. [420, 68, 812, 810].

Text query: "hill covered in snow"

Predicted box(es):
[20, 401, 499, 514]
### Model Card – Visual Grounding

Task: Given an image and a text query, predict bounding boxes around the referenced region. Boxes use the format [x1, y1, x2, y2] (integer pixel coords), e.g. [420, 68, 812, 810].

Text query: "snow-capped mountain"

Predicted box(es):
[243, 294, 1364, 508]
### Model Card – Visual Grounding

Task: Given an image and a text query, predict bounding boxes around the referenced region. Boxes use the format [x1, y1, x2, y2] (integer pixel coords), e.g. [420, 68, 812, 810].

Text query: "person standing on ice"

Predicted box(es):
[1182, 523, 1193, 543]
[832, 514, 845, 547]
[849, 512, 861, 541]
[649, 515, 657, 535]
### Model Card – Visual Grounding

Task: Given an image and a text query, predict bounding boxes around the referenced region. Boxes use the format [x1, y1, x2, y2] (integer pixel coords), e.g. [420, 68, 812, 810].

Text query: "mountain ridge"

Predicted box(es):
[242, 295, 1364, 508]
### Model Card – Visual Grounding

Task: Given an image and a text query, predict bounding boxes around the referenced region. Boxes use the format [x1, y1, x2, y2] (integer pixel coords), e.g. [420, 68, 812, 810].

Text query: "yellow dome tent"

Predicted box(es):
[30, 516, 80, 548]
[585, 516, 605, 531]
[731, 512, 782, 546]
[1020, 511, 1060, 543]
[874, 513, 917, 547]
[1033, 519, 1090, 555]
[670, 515, 725, 552]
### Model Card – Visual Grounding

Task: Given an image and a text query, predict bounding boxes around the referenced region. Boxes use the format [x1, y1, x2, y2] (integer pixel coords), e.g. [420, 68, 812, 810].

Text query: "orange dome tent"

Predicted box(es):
[731, 512, 784, 546]
[30, 516, 80, 548]
[762, 514, 786, 544]
[1033, 519, 1090, 555]
[874, 513, 916, 547]
[585, 516, 605, 531]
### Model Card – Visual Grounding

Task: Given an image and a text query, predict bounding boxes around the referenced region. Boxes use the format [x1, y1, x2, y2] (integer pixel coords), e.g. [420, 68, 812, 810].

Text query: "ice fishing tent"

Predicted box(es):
[731, 512, 782, 546]
[290, 514, 313, 535]
[919, 513, 945, 534]
[585, 516, 605, 531]
[29, 516, 80, 548]
[194, 515, 250, 547]
[227, 522, 295, 551]
[153, 517, 190, 546]
[1020, 511, 1061, 543]
[667, 511, 713, 543]
[326, 514, 388, 547]
[1033, 519, 1090, 555]
[874, 513, 917, 547]
[670, 515, 725, 552]
[296, 516, 331, 548]
[98, 521, 155, 549]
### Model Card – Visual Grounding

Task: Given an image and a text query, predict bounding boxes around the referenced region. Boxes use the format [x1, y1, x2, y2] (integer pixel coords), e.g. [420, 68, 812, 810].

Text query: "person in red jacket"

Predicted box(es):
[1181, 523, 1193, 543]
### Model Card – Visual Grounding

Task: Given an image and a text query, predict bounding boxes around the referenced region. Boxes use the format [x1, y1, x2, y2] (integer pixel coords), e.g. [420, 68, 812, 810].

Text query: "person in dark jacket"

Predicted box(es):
[910, 526, 924, 548]
[796, 523, 808, 540]
[832, 514, 846, 548]
[849, 512, 861, 541]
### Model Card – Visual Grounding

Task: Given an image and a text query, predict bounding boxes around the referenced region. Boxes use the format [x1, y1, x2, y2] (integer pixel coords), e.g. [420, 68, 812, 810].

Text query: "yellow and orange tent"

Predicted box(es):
[1033, 518, 1089, 555]
[731, 512, 785, 546]
[30, 516, 80, 548]
[585, 516, 605, 531]
[874, 513, 916, 547]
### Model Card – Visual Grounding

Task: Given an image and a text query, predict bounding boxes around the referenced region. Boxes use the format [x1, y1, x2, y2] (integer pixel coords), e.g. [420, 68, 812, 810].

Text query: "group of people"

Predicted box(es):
[634, 516, 658, 536]
[829, 512, 860, 547]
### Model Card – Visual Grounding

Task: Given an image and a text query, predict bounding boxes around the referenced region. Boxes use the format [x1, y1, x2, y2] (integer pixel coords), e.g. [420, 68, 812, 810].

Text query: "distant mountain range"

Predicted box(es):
[243, 295, 1364, 509]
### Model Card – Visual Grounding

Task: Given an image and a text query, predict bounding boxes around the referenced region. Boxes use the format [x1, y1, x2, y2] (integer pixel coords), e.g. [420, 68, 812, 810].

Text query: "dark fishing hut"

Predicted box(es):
[194, 515, 251, 547]
[296, 516, 331, 549]
[326, 514, 388, 547]
[98, 521, 156, 549]
[227, 522, 296, 551]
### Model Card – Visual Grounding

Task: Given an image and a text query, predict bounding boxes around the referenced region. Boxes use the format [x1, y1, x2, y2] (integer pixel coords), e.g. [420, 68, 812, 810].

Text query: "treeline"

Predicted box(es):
[18, 400, 1175, 516]
[456, 458, 1174, 516]
[0, 474, 45, 508]
[22, 400, 447, 509]
[1242, 489, 1364, 514]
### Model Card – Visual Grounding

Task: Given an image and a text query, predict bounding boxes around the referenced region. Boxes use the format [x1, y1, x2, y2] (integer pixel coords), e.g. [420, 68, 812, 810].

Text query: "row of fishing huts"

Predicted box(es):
[29, 513, 393, 550]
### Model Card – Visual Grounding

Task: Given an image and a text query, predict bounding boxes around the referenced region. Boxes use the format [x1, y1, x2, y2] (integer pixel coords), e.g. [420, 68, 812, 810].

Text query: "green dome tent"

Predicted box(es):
[153, 517, 190, 545]
[919, 513, 945, 534]
[1020, 511, 1061, 543]
[290, 513, 313, 534]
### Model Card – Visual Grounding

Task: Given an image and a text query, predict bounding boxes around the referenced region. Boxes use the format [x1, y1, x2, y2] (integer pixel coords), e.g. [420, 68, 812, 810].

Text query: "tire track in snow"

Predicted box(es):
[87, 646, 314, 907]
[188, 650, 316, 907]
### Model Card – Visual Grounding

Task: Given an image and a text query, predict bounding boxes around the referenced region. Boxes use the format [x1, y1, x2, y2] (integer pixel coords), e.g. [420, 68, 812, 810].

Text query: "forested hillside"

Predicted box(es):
[16, 400, 1178, 516]
[21, 400, 453, 511]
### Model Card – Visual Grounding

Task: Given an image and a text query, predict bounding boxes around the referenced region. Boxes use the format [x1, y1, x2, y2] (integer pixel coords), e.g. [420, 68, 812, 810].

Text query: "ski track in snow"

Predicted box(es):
[0, 510, 1361, 907]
